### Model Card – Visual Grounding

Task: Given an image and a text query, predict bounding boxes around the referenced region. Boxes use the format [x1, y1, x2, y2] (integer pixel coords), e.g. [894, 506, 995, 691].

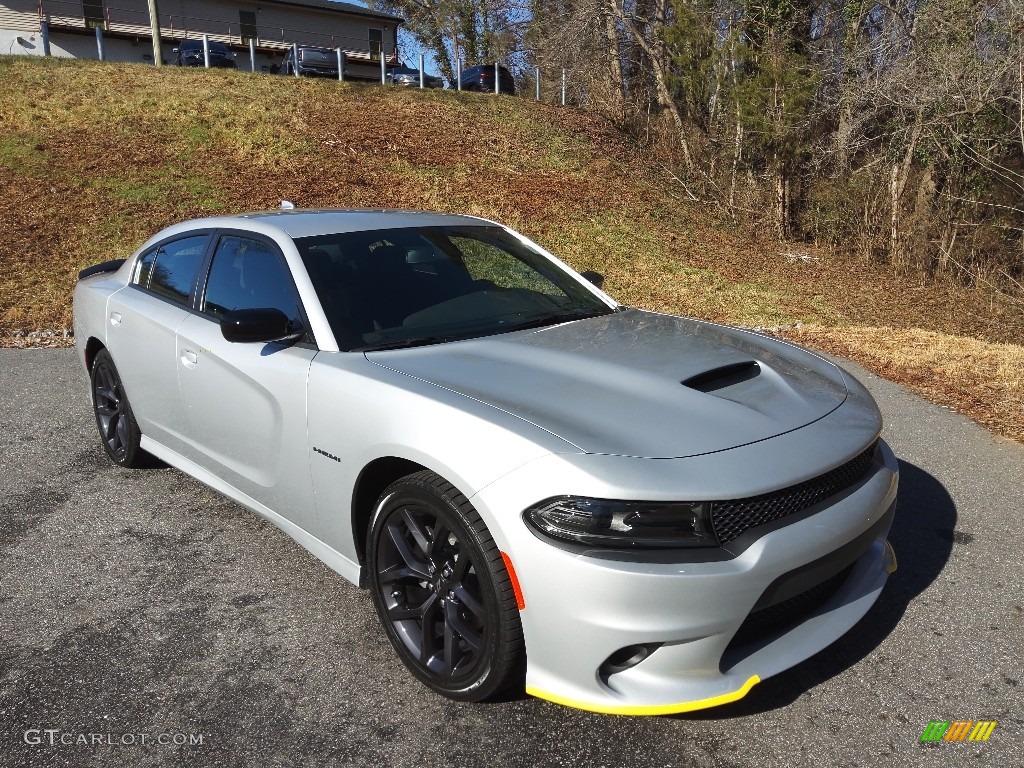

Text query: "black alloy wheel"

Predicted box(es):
[367, 470, 524, 700]
[90, 349, 148, 468]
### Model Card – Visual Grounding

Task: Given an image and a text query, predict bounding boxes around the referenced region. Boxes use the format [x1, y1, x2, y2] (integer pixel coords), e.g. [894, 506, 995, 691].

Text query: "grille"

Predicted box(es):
[711, 441, 878, 545]
[726, 563, 855, 652]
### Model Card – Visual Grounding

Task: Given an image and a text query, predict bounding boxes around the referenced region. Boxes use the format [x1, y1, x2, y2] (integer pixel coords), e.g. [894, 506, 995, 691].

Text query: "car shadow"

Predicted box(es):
[677, 458, 956, 719]
[74, 444, 168, 472]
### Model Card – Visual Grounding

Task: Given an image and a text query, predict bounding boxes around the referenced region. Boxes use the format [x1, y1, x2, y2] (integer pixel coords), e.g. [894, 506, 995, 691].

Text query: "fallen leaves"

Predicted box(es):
[784, 326, 1024, 443]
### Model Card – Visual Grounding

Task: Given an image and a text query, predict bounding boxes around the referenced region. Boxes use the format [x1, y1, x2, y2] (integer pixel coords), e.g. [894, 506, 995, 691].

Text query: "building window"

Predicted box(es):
[83, 0, 104, 30]
[369, 29, 382, 60]
[239, 11, 258, 44]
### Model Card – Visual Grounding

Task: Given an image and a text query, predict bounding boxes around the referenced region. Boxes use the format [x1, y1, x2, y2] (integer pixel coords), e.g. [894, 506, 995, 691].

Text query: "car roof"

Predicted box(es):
[160, 209, 496, 240]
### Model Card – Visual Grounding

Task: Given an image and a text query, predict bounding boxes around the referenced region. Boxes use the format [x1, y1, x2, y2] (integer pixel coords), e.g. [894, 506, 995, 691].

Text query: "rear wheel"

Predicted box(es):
[90, 349, 148, 468]
[367, 470, 524, 700]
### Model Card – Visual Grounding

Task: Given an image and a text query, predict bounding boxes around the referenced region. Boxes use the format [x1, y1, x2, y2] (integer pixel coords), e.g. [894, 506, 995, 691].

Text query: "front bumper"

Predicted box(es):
[297, 66, 338, 77]
[473, 436, 899, 715]
[180, 57, 236, 68]
[394, 78, 443, 88]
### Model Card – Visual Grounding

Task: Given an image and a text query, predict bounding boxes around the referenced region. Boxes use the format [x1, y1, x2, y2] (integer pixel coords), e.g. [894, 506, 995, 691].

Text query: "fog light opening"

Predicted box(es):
[599, 643, 662, 682]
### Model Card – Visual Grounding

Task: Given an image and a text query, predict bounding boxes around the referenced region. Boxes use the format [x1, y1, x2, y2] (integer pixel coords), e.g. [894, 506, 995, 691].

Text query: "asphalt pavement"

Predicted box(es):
[1, 349, 1021, 767]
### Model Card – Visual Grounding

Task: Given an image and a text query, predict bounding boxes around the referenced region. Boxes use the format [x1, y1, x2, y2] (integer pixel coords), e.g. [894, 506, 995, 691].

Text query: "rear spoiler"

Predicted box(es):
[78, 259, 126, 280]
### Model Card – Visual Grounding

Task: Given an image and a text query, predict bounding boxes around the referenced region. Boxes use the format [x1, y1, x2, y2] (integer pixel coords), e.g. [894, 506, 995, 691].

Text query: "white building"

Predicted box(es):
[0, 0, 404, 80]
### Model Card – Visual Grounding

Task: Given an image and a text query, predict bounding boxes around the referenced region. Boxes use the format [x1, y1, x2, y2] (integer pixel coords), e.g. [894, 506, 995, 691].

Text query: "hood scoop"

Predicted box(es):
[682, 361, 761, 393]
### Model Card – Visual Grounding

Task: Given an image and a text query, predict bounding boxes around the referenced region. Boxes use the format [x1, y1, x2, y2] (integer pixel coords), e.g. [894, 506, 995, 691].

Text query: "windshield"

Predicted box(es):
[296, 226, 612, 351]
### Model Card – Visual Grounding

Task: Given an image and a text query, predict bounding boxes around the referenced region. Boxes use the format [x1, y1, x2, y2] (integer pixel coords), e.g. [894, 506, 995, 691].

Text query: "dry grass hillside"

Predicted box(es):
[1, 56, 1021, 441]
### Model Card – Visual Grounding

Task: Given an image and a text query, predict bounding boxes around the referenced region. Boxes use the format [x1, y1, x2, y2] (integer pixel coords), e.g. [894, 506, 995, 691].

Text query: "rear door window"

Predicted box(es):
[132, 234, 210, 307]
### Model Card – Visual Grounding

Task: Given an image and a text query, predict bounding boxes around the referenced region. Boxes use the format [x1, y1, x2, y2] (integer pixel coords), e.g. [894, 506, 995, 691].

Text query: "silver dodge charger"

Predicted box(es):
[73, 209, 899, 715]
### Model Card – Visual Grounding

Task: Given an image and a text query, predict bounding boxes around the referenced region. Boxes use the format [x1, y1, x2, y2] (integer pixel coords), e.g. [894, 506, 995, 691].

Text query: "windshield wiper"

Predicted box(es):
[501, 308, 612, 333]
[358, 308, 612, 351]
[357, 335, 464, 352]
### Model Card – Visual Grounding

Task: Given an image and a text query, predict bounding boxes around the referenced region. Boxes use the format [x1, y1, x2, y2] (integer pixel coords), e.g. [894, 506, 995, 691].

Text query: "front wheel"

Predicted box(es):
[367, 470, 524, 700]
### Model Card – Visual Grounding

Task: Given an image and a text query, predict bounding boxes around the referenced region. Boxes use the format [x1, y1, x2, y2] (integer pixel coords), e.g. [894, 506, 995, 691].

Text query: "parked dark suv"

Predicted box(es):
[173, 39, 237, 68]
[458, 64, 515, 95]
[282, 45, 340, 77]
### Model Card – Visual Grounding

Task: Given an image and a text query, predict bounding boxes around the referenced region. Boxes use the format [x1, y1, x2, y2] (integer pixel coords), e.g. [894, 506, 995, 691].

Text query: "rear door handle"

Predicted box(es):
[181, 349, 198, 368]
[109, 312, 122, 327]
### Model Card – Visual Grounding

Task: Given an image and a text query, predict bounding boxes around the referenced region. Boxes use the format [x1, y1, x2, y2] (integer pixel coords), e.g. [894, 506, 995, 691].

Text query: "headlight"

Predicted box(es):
[524, 497, 717, 548]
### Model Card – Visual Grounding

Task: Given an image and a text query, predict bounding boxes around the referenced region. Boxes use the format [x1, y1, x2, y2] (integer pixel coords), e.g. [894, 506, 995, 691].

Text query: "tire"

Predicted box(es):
[367, 470, 525, 701]
[90, 349, 149, 468]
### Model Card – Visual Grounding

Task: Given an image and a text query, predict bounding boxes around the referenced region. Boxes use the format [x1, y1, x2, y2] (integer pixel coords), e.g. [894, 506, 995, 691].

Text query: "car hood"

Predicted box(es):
[366, 309, 848, 458]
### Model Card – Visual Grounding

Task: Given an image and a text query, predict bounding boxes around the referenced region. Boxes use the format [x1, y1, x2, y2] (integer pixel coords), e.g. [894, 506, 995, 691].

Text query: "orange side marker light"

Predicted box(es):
[501, 551, 526, 610]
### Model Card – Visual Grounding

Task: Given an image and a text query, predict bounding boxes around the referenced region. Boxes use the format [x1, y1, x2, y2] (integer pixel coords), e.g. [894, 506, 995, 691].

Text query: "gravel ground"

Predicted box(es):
[1, 349, 1021, 768]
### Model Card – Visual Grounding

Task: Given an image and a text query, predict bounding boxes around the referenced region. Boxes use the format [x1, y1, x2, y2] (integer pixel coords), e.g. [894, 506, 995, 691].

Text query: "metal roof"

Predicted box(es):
[264, 0, 404, 24]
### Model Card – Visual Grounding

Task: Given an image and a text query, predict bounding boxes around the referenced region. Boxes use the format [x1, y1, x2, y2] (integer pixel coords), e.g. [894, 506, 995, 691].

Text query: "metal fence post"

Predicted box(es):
[456, 59, 461, 91]
[292, 43, 299, 77]
[535, 66, 540, 101]
[95, 25, 104, 61]
[147, 0, 162, 66]
[202, 34, 210, 68]
[561, 68, 566, 106]
[249, 39, 256, 72]
[337, 48, 345, 81]
[40, 19, 51, 56]
[419, 53, 425, 88]
[380, 50, 386, 83]
[494, 61, 499, 94]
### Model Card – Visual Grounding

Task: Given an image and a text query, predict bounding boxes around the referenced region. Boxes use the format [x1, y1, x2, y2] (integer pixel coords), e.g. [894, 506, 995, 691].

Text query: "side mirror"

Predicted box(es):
[581, 270, 604, 290]
[220, 308, 300, 344]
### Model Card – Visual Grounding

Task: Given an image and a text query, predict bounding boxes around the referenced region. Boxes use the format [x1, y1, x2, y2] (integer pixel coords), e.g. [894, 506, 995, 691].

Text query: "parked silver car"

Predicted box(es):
[73, 210, 898, 714]
[386, 66, 445, 88]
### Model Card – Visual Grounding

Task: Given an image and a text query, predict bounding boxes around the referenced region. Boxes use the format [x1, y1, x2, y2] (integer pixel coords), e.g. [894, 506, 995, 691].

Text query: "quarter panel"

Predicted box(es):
[73, 275, 123, 370]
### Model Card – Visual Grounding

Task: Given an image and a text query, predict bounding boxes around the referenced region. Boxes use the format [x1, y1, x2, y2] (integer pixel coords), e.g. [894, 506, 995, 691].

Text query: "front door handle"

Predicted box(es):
[181, 349, 198, 368]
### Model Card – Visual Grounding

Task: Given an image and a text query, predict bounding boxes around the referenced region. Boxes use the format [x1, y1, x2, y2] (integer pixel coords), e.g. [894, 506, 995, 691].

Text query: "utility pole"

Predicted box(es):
[147, 0, 162, 66]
